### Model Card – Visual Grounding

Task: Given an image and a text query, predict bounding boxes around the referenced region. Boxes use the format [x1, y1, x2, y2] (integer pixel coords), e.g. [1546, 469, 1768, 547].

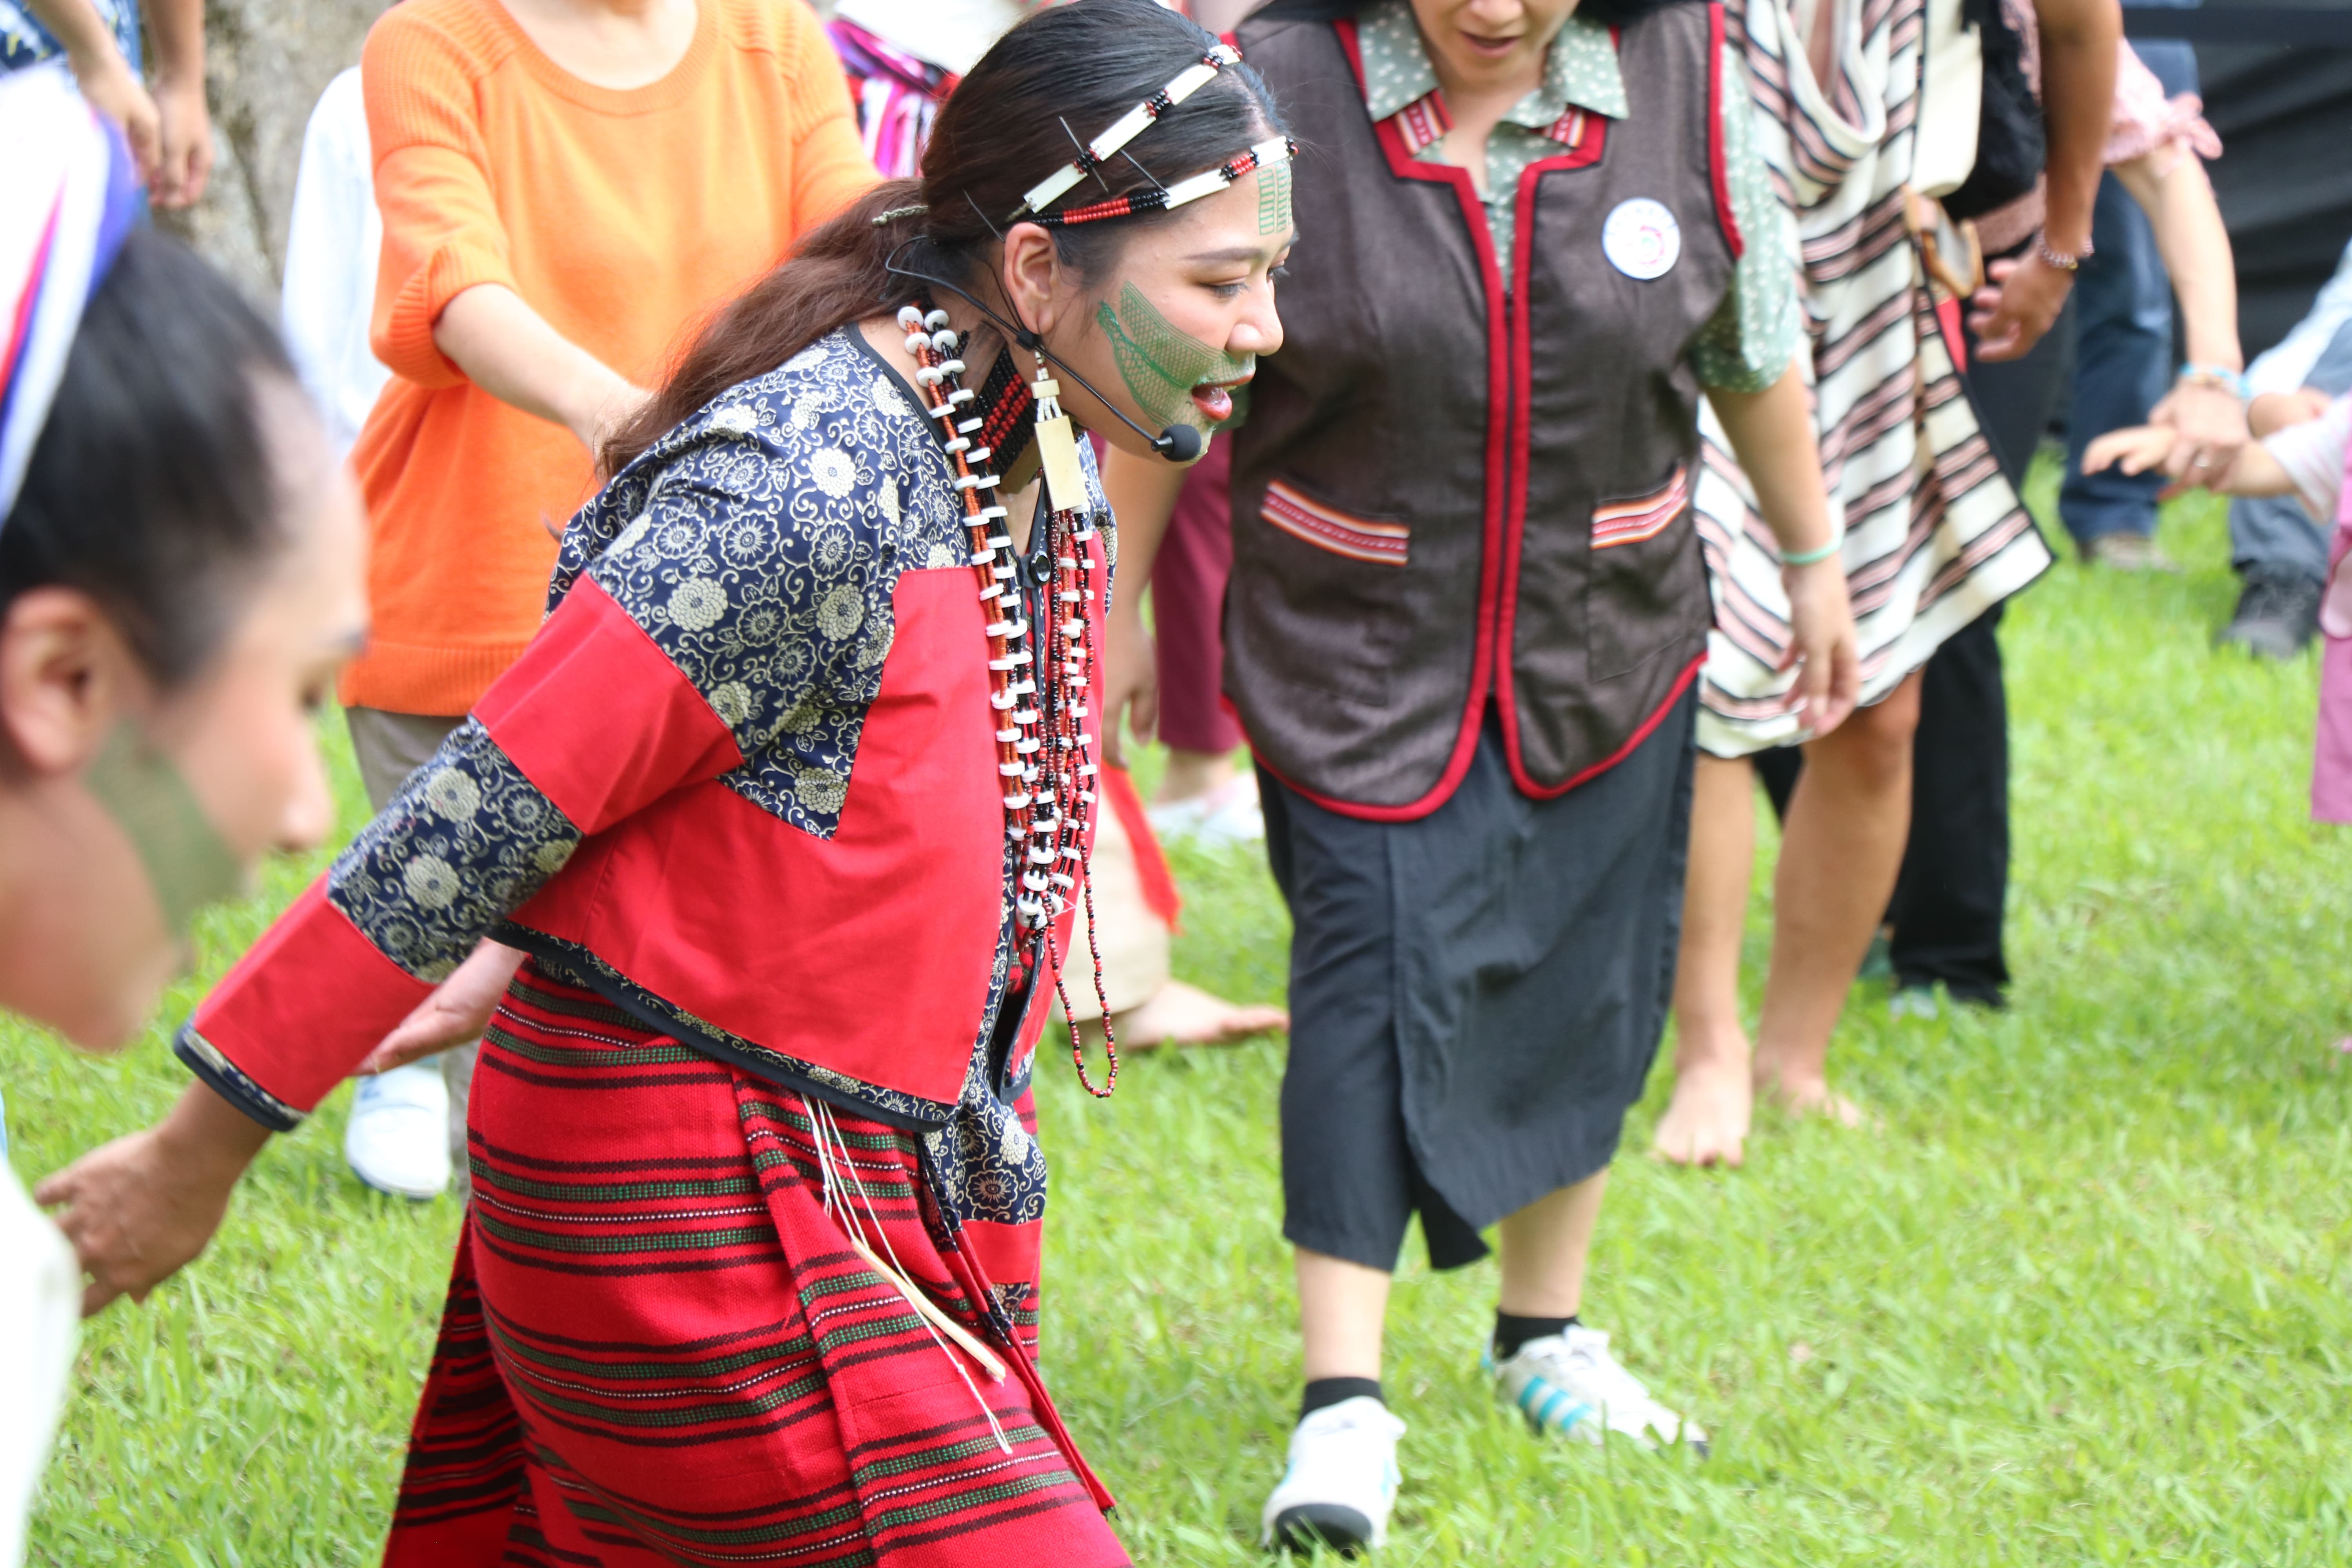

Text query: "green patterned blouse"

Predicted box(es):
[1354, 0, 1798, 392]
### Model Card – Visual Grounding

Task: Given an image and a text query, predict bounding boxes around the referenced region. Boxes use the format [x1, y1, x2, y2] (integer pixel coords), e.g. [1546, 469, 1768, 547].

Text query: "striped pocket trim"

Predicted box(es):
[1592, 465, 1689, 550]
[1263, 479, 1410, 566]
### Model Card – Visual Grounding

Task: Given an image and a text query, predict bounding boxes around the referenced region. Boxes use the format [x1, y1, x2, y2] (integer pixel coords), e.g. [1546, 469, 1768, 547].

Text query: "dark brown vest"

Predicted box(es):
[1229, 2, 1738, 817]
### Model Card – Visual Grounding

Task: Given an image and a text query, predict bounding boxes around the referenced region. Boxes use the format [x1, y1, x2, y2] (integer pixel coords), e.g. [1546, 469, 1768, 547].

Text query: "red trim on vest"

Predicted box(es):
[477, 577, 745, 835]
[1707, 0, 1745, 260]
[186, 882, 434, 1114]
[1492, 123, 1620, 800]
[1325, 16, 1510, 824]
[1521, 653, 1704, 803]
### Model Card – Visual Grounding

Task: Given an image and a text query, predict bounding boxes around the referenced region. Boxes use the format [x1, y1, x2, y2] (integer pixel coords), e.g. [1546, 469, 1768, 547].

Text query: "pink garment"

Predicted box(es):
[2103, 41, 2220, 176]
[1975, 24, 2221, 256]
[2316, 513, 2352, 823]
[1153, 440, 1245, 755]
[827, 18, 952, 180]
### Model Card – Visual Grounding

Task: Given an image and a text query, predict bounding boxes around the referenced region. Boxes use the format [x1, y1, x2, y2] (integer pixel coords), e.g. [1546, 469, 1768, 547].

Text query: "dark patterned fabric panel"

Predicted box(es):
[326, 718, 582, 982]
[553, 332, 973, 838]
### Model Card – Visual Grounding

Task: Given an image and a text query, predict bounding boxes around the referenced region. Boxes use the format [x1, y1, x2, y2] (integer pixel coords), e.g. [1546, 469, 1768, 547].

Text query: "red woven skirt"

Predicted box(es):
[383, 960, 1127, 1567]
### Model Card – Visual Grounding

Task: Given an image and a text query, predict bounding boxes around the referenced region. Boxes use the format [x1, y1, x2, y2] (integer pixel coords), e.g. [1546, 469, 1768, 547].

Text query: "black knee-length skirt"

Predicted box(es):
[1259, 693, 1696, 1272]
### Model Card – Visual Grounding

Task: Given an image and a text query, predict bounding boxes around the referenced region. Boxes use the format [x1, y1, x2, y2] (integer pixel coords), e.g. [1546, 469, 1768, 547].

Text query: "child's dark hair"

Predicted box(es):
[605, 0, 1288, 473]
[1, 229, 303, 688]
[1253, 0, 1689, 29]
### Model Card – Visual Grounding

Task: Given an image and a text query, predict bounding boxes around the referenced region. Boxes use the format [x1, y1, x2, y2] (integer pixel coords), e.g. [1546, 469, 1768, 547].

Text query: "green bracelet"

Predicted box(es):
[1780, 531, 1844, 568]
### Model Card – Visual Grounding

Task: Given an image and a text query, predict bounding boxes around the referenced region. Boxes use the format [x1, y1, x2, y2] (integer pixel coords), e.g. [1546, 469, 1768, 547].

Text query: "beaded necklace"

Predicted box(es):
[896, 303, 1120, 1097]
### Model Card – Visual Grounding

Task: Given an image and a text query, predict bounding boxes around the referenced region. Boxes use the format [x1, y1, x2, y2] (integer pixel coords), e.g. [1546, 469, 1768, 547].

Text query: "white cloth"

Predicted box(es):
[2259, 392, 2352, 525]
[2248, 240, 2352, 401]
[1693, 0, 2049, 756]
[833, 0, 1025, 75]
[0, 63, 133, 523]
[281, 67, 389, 458]
[0, 1170, 77, 1568]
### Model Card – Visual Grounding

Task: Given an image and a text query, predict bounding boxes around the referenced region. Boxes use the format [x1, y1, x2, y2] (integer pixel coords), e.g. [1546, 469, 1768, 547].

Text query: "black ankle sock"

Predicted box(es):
[1493, 1312, 1579, 1361]
[1299, 1377, 1384, 1423]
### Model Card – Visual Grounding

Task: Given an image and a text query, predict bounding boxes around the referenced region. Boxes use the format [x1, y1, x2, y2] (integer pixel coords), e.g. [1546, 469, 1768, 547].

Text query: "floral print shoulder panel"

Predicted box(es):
[320, 328, 1107, 1229]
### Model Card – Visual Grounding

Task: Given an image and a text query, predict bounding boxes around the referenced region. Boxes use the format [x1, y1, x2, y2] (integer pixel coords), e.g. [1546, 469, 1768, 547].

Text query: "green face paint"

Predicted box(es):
[1257, 160, 1293, 237]
[83, 723, 244, 942]
[1095, 282, 1256, 434]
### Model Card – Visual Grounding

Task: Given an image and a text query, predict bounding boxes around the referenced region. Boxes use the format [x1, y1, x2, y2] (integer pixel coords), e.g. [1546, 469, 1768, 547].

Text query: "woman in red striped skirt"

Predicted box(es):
[39, 5, 1296, 1560]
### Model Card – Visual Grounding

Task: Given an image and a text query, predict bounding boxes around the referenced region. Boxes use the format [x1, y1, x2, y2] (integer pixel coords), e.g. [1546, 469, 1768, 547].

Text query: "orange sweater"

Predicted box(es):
[343, 0, 875, 714]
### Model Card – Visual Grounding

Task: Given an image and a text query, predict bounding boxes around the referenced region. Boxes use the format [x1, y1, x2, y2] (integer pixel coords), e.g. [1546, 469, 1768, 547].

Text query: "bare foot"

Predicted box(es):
[1652, 1029, 1753, 1167]
[1755, 1069, 1864, 1128]
[1078, 980, 1288, 1054]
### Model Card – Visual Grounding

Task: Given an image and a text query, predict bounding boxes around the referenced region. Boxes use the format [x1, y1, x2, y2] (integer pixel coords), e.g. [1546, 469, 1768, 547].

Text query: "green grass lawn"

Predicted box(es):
[10, 476, 2351, 1564]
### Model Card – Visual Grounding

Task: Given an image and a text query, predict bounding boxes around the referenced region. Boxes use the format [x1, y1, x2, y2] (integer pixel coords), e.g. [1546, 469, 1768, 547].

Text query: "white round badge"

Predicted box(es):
[1602, 198, 1681, 280]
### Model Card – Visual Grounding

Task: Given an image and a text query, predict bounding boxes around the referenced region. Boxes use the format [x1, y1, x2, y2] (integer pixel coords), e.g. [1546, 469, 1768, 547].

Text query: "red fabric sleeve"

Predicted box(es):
[179, 883, 435, 1125]
[474, 576, 744, 834]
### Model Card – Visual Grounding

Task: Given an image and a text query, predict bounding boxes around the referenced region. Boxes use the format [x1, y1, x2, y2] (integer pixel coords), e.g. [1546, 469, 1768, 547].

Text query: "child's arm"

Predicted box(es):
[2082, 423, 2297, 499]
[139, 0, 211, 208]
[23, 0, 161, 180]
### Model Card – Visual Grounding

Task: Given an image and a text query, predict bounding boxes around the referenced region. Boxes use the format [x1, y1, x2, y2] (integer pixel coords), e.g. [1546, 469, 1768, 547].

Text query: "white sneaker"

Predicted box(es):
[344, 1062, 451, 1200]
[1260, 1396, 1406, 1554]
[1487, 1325, 1709, 1455]
[1147, 775, 1264, 848]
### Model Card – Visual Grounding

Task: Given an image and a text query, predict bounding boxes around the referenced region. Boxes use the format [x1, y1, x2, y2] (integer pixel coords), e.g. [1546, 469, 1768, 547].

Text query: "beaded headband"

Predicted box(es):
[1031, 134, 1298, 228]
[1012, 42, 1243, 220]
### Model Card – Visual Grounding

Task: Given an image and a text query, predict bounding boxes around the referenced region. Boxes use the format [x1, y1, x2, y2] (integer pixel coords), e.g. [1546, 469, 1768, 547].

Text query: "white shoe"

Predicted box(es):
[1487, 1325, 1709, 1455]
[344, 1062, 451, 1200]
[1147, 775, 1264, 847]
[1260, 1396, 1406, 1555]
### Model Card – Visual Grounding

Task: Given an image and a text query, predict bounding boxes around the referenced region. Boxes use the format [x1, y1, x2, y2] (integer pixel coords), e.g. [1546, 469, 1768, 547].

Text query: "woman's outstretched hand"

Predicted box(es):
[37, 1082, 270, 1316]
[1782, 556, 1861, 737]
[358, 939, 526, 1075]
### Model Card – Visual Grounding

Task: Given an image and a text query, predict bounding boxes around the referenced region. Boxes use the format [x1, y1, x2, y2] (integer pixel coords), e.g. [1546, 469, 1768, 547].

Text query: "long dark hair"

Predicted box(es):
[604, 0, 1288, 474]
[0, 229, 300, 688]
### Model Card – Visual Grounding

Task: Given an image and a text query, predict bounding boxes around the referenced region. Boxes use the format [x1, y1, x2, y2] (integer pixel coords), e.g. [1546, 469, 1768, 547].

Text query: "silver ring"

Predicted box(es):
[2192, 457, 2213, 468]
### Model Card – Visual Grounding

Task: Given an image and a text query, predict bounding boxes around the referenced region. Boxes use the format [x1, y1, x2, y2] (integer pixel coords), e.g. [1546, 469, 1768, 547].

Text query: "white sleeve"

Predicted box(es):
[0, 1174, 77, 1568]
[280, 69, 391, 457]
[2259, 393, 2352, 524]
[2247, 238, 2352, 399]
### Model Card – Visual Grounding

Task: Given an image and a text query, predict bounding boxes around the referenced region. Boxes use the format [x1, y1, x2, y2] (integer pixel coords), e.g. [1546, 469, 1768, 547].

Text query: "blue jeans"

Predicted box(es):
[2056, 38, 2200, 545]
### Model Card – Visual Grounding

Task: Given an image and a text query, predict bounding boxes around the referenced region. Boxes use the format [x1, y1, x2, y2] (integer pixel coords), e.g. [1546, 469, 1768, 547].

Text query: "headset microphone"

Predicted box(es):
[1154, 423, 1203, 462]
[883, 251, 1210, 464]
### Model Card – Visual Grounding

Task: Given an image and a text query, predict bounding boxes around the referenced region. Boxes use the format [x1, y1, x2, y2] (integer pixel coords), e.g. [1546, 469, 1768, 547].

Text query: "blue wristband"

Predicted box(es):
[1780, 531, 1844, 568]
[2178, 364, 2248, 401]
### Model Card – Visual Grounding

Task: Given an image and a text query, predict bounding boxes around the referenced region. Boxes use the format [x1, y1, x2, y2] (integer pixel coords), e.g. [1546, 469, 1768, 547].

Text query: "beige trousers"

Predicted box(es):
[1058, 795, 1172, 1024]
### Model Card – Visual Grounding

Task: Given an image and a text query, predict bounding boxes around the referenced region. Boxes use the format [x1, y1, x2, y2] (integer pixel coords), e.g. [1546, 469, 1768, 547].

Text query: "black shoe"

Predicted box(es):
[2218, 571, 2322, 660]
